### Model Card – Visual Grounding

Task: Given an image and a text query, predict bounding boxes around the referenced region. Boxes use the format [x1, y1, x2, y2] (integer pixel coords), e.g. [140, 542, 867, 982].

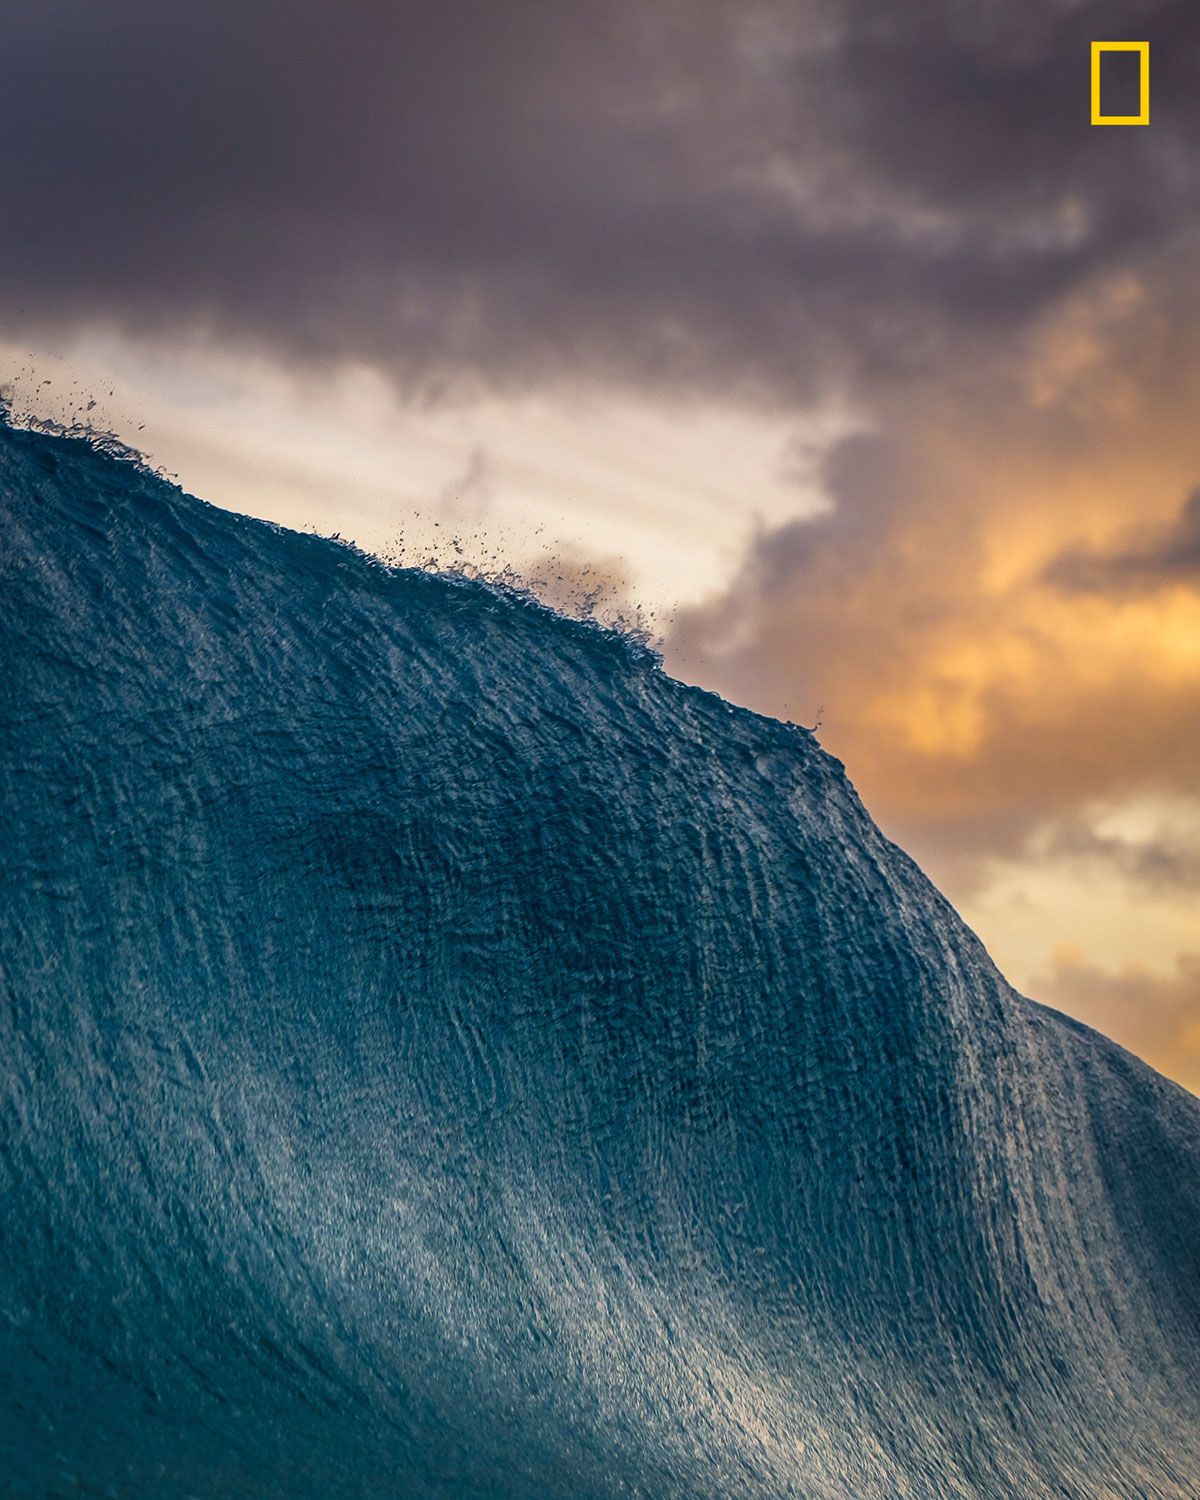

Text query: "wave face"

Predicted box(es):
[1, 417, 1198, 1499]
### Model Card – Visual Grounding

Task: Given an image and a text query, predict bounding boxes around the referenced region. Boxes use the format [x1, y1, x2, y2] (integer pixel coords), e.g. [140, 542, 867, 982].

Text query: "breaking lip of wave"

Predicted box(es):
[0, 388, 668, 657]
[0, 408, 1198, 1499]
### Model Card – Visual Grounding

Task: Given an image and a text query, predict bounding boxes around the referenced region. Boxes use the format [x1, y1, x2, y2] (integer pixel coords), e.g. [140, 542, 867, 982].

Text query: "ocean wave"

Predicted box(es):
[1, 413, 1197, 1498]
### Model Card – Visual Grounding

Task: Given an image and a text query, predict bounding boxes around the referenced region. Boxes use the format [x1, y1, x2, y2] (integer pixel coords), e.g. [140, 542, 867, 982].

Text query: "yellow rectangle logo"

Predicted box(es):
[1091, 41, 1149, 125]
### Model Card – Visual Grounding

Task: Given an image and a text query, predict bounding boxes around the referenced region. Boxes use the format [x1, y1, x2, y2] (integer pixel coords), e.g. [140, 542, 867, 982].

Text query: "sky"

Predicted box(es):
[2, 0, 1198, 1092]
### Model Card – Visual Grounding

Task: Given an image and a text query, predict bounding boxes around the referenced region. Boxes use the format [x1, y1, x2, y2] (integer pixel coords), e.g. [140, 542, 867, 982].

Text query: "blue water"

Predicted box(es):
[1, 414, 1198, 1497]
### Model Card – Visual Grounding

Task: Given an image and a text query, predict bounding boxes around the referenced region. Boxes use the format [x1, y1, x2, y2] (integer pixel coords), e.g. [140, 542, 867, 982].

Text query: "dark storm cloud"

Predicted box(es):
[1047, 486, 1200, 591]
[2, 0, 1199, 397]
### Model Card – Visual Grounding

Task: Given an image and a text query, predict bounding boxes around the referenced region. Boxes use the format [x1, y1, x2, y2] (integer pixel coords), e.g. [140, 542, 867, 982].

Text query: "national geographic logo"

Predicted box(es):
[1091, 41, 1149, 126]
